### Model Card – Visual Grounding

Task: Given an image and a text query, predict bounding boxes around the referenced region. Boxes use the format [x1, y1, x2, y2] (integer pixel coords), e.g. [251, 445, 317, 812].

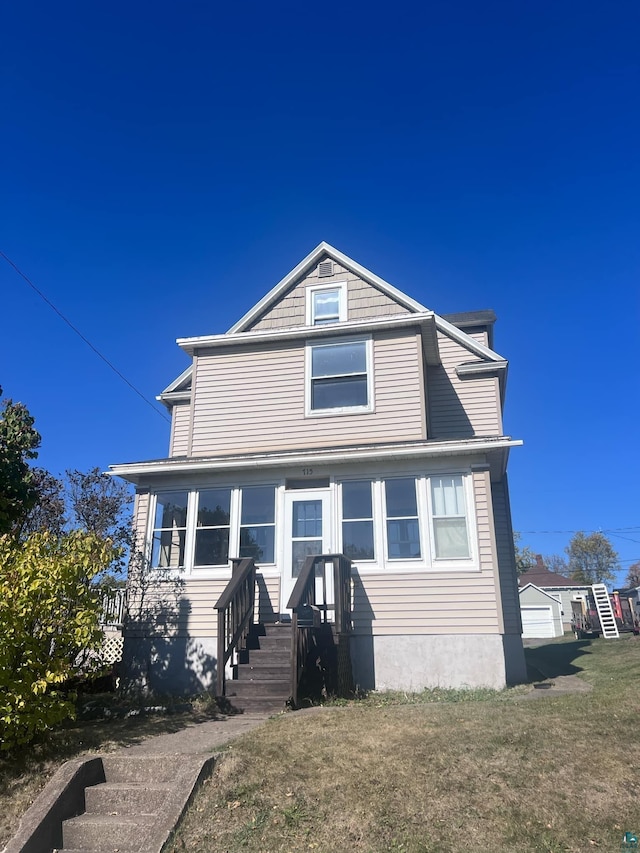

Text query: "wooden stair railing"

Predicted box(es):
[287, 554, 353, 708]
[214, 557, 257, 697]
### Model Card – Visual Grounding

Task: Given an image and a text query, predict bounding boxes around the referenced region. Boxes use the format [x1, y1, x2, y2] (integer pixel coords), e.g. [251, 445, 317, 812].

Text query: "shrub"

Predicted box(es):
[0, 530, 117, 750]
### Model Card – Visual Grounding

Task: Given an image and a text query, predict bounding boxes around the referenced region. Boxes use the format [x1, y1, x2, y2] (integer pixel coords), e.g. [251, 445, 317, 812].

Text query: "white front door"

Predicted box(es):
[281, 490, 332, 614]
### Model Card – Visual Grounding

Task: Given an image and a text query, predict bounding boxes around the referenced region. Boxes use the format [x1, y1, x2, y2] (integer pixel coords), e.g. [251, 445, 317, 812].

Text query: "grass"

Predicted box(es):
[0, 691, 222, 848]
[168, 635, 640, 853]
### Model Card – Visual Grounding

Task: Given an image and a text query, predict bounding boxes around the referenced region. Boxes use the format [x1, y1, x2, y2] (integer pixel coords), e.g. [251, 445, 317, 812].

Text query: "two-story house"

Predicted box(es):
[111, 242, 526, 700]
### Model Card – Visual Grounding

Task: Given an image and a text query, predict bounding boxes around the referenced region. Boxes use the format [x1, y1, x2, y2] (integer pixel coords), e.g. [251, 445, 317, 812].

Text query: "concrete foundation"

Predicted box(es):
[350, 632, 527, 692]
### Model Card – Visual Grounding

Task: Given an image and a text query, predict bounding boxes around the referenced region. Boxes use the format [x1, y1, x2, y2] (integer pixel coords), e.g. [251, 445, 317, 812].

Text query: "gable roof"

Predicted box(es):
[228, 241, 428, 333]
[160, 242, 510, 397]
[518, 565, 589, 589]
[518, 583, 565, 606]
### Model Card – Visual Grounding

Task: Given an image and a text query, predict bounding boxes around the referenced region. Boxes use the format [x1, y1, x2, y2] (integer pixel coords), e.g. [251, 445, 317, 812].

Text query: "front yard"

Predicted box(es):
[169, 635, 640, 853]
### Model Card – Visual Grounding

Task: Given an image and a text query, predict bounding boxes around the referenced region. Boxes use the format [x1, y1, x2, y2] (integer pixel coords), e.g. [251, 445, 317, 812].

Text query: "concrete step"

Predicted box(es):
[62, 813, 157, 851]
[84, 781, 173, 815]
[100, 754, 181, 784]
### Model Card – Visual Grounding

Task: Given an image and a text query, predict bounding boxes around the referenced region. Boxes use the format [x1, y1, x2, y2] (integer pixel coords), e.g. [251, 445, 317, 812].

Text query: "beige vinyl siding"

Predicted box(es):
[127, 574, 280, 638]
[131, 490, 150, 554]
[427, 330, 502, 439]
[169, 402, 191, 456]
[491, 476, 522, 635]
[247, 264, 412, 331]
[352, 572, 500, 635]
[352, 469, 500, 637]
[190, 329, 425, 456]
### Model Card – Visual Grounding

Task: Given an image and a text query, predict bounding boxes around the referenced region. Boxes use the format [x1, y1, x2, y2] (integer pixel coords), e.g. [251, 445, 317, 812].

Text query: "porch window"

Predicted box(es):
[151, 491, 188, 568]
[239, 485, 275, 563]
[194, 488, 231, 566]
[431, 475, 470, 559]
[309, 338, 370, 412]
[385, 478, 421, 559]
[341, 480, 375, 560]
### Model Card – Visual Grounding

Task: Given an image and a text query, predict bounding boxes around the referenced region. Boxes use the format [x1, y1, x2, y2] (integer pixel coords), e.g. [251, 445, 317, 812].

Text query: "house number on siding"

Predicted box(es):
[303, 468, 313, 475]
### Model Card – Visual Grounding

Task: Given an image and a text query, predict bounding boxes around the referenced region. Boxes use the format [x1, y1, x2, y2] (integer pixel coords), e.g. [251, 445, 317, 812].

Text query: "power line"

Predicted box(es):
[1, 250, 170, 423]
[520, 527, 640, 535]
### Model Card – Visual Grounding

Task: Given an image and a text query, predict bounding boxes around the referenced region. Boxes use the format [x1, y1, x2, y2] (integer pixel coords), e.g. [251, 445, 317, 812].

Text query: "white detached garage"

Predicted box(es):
[519, 583, 564, 639]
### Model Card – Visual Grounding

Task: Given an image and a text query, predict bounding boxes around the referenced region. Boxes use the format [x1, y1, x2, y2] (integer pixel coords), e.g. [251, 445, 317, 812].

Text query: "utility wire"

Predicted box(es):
[1, 250, 170, 423]
[520, 527, 640, 535]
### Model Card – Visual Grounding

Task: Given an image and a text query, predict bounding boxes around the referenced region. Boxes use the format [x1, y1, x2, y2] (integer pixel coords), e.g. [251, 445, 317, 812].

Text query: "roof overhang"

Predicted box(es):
[110, 436, 522, 485]
[228, 241, 430, 334]
[177, 312, 442, 365]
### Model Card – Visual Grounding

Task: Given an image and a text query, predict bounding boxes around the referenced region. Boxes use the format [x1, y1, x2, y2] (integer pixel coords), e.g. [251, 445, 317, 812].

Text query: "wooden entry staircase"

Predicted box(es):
[215, 555, 353, 711]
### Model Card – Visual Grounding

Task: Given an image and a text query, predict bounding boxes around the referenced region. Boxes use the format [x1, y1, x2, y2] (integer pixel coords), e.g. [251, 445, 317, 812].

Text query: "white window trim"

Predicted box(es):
[338, 478, 377, 563]
[148, 484, 278, 577]
[426, 473, 476, 567]
[305, 335, 374, 417]
[306, 281, 347, 326]
[382, 476, 424, 563]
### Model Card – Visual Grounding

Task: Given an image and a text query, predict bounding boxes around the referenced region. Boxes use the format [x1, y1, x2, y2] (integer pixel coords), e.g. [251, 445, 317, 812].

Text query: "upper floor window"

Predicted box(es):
[307, 337, 372, 414]
[151, 491, 188, 569]
[306, 282, 347, 326]
[430, 475, 470, 559]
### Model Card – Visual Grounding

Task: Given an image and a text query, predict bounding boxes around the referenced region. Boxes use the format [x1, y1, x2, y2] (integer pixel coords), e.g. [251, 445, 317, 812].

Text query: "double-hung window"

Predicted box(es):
[385, 478, 421, 559]
[239, 485, 276, 563]
[341, 480, 375, 560]
[308, 338, 371, 413]
[430, 475, 470, 559]
[307, 283, 346, 326]
[151, 491, 188, 569]
[194, 488, 231, 566]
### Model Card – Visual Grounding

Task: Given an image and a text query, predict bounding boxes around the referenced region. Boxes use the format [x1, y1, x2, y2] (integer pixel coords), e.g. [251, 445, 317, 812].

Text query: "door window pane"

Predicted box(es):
[292, 500, 322, 538]
[292, 540, 322, 577]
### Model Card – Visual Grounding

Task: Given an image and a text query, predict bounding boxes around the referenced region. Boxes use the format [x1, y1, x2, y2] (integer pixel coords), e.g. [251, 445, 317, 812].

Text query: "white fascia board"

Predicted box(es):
[227, 242, 430, 334]
[456, 360, 508, 377]
[435, 315, 507, 362]
[177, 312, 436, 355]
[110, 436, 523, 481]
[161, 365, 193, 395]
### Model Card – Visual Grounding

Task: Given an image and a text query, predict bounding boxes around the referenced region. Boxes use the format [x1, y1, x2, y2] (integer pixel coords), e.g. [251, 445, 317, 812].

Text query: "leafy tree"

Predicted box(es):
[624, 561, 640, 589]
[0, 530, 117, 750]
[0, 388, 41, 535]
[19, 468, 67, 538]
[566, 531, 619, 586]
[544, 554, 568, 575]
[66, 467, 132, 583]
[514, 532, 535, 575]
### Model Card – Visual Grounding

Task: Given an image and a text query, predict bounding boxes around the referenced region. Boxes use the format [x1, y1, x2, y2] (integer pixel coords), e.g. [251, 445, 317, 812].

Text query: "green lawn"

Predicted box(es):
[169, 636, 640, 853]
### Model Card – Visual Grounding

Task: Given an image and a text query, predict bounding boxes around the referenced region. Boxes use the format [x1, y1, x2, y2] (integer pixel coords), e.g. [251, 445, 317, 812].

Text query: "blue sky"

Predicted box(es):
[2, 1, 638, 584]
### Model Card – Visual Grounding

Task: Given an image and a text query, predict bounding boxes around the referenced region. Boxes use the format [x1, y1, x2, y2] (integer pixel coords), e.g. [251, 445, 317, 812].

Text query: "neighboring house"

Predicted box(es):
[518, 557, 590, 631]
[518, 583, 564, 639]
[111, 242, 526, 695]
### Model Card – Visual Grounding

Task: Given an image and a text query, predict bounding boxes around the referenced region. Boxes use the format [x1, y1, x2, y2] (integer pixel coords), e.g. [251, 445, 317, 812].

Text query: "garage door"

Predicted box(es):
[521, 605, 555, 638]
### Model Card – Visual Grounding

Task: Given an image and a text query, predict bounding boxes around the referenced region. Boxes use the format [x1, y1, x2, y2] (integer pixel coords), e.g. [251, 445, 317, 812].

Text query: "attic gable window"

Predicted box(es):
[306, 282, 347, 326]
[306, 336, 373, 415]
